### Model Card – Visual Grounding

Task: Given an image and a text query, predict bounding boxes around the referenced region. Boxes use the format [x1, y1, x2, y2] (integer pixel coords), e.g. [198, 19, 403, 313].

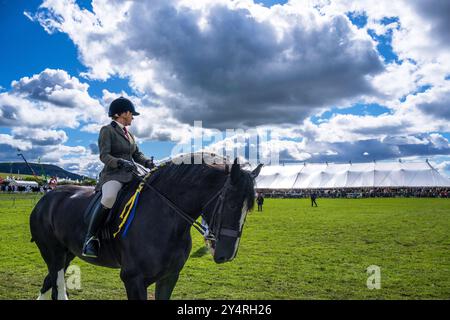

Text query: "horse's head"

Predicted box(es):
[204, 159, 263, 264]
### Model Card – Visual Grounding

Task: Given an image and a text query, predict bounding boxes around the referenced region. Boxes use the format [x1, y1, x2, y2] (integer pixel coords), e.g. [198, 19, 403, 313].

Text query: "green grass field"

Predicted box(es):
[0, 193, 449, 300]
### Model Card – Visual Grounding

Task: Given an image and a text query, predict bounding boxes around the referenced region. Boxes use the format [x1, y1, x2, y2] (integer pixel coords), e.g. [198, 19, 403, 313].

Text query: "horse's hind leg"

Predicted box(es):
[64, 253, 75, 273]
[35, 240, 69, 300]
[37, 274, 52, 300]
[62, 252, 75, 299]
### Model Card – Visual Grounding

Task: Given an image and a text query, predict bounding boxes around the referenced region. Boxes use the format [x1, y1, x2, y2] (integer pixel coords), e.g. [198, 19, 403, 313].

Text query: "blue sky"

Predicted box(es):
[1, 0, 449, 178]
[0, 0, 83, 88]
[0, 0, 288, 162]
[0, 0, 172, 160]
[0, 0, 287, 161]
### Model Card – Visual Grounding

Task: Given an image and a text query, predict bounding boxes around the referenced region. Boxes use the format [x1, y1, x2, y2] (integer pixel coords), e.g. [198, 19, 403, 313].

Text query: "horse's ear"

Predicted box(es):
[250, 163, 264, 179]
[230, 158, 240, 184]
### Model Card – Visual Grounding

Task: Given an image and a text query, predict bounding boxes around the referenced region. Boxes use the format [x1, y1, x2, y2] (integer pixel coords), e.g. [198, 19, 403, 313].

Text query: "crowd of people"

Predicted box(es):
[0, 184, 52, 193]
[0, 175, 61, 194]
[258, 187, 450, 199]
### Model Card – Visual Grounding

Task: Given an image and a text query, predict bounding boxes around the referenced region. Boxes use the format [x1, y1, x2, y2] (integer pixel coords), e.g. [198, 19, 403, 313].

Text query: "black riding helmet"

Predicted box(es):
[108, 97, 140, 117]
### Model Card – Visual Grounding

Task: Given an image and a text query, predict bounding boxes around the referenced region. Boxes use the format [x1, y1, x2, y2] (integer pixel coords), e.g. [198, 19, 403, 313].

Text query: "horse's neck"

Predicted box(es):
[154, 165, 225, 220]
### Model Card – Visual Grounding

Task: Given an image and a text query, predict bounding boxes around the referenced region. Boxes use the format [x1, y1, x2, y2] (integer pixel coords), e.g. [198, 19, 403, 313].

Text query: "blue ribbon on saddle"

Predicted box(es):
[121, 192, 140, 238]
[113, 165, 161, 238]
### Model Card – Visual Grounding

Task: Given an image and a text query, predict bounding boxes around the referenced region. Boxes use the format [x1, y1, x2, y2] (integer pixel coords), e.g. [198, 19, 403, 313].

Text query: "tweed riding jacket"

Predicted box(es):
[94, 121, 151, 192]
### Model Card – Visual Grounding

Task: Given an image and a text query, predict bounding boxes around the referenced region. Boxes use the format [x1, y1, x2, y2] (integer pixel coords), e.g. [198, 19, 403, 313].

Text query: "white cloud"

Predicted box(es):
[31, 0, 385, 129]
[0, 92, 81, 128]
[8, 0, 449, 177]
[0, 69, 109, 129]
[313, 0, 450, 106]
[0, 131, 103, 178]
[0, 134, 32, 151]
[11, 127, 68, 146]
[432, 160, 450, 179]
[41, 146, 103, 178]
[428, 133, 450, 150]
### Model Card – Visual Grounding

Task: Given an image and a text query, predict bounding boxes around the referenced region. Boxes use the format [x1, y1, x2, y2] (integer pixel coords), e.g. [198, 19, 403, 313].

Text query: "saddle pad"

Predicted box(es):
[83, 191, 103, 223]
[83, 179, 140, 226]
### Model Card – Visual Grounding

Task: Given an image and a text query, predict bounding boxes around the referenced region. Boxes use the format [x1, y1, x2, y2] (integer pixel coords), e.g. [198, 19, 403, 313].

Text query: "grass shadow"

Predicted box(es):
[190, 246, 209, 258]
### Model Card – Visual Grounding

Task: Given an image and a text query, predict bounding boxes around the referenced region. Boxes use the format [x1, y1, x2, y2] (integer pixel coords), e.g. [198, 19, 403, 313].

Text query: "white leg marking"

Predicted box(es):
[56, 269, 68, 300]
[37, 288, 51, 300]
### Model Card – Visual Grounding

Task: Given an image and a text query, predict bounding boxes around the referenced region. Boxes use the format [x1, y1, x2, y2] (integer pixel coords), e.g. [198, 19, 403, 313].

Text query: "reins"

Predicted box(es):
[119, 164, 230, 241]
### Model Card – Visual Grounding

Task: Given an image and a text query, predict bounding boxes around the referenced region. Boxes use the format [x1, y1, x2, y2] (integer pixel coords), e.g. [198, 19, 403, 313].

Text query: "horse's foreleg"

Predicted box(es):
[121, 273, 148, 300]
[155, 272, 180, 300]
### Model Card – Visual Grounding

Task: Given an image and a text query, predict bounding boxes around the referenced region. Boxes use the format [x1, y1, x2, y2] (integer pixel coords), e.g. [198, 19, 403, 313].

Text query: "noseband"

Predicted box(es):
[201, 175, 242, 241]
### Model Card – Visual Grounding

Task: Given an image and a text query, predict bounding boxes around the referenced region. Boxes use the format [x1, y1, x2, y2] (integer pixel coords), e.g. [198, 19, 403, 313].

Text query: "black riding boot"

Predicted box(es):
[82, 202, 110, 258]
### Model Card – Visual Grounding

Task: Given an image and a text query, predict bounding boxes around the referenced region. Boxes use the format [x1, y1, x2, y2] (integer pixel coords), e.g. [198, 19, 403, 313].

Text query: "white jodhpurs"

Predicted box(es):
[101, 180, 124, 209]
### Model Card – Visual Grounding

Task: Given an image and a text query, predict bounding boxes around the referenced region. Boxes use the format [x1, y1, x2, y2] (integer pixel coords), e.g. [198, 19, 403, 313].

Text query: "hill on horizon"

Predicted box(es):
[0, 162, 88, 180]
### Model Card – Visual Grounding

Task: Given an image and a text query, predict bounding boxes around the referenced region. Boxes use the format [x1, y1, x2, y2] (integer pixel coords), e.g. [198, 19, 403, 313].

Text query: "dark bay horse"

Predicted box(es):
[30, 154, 262, 300]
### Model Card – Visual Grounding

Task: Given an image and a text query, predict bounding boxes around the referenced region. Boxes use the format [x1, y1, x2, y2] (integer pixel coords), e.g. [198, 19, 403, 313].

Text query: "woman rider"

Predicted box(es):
[82, 97, 154, 258]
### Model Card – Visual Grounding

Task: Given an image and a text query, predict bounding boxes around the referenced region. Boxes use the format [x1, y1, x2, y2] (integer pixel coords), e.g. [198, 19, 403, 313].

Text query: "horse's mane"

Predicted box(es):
[57, 153, 254, 210]
[151, 152, 229, 185]
[153, 152, 255, 210]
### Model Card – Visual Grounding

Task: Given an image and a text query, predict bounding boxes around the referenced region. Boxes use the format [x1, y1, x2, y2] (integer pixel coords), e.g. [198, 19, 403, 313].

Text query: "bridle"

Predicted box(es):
[201, 175, 242, 241]
[130, 167, 242, 243]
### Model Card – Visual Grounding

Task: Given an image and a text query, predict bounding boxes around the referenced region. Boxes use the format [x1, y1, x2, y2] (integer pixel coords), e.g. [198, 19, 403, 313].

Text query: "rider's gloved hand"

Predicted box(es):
[117, 159, 135, 172]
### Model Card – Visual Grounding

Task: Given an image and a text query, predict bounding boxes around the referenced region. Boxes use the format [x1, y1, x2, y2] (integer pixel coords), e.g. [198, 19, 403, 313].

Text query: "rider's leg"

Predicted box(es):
[101, 180, 124, 209]
[82, 180, 123, 258]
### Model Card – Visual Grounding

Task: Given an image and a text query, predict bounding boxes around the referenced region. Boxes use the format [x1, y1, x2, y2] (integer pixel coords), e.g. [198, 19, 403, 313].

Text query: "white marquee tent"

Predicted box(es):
[255, 161, 450, 189]
[8, 180, 39, 187]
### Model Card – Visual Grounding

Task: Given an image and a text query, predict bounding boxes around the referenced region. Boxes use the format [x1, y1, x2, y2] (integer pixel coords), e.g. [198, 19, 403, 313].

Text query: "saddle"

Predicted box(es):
[83, 180, 139, 240]
[83, 165, 155, 241]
